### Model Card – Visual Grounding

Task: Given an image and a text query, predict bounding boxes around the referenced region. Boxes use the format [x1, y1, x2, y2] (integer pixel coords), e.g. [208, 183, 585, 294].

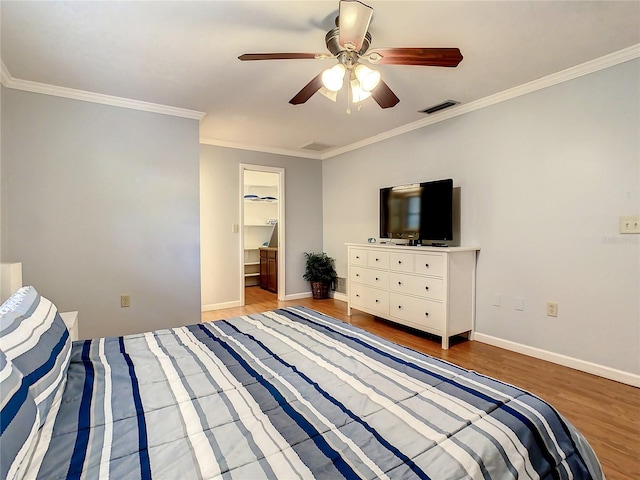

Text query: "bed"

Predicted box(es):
[1, 287, 603, 479]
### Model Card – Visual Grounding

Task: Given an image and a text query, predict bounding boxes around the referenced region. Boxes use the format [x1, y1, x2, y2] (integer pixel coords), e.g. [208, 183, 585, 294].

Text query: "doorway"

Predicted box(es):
[240, 165, 285, 306]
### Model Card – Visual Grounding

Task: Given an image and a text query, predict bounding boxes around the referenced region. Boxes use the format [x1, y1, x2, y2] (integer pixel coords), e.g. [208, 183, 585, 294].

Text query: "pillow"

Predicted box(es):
[0, 286, 71, 427]
[0, 349, 40, 480]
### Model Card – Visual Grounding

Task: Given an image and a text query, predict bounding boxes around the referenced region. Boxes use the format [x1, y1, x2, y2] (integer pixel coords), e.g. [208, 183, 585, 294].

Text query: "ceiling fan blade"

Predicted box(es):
[238, 53, 321, 61]
[338, 0, 373, 52]
[371, 79, 400, 109]
[368, 48, 463, 67]
[289, 73, 324, 105]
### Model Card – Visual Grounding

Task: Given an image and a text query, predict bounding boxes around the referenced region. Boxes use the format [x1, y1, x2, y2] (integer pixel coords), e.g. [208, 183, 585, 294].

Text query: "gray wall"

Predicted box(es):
[200, 145, 323, 307]
[323, 60, 639, 376]
[1, 88, 201, 338]
[0, 87, 3, 260]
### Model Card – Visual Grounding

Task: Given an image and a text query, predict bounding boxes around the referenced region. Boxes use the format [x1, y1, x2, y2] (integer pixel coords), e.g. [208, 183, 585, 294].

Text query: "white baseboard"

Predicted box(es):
[201, 300, 241, 312]
[332, 292, 348, 303]
[284, 291, 348, 302]
[283, 292, 312, 301]
[202, 292, 347, 309]
[474, 333, 640, 388]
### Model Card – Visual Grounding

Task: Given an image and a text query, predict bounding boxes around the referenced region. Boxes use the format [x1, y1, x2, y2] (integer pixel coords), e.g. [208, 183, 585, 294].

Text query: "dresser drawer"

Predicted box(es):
[414, 253, 444, 277]
[367, 250, 389, 269]
[351, 266, 389, 289]
[389, 272, 444, 300]
[350, 283, 389, 316]
[389, 252, 414, 273]
[389, 293, 444, 334]
[350, 248, 368, 266]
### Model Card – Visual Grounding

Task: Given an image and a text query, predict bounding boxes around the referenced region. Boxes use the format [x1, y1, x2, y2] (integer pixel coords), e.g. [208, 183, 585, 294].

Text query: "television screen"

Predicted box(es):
[379, 183, 423, 240]
[420, 178, 453, 242]
[379, 179, 454, 244]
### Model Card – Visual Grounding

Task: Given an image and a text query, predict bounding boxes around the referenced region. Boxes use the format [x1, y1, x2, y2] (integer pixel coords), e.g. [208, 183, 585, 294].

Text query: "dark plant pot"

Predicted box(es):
[310, 281, 330, 300]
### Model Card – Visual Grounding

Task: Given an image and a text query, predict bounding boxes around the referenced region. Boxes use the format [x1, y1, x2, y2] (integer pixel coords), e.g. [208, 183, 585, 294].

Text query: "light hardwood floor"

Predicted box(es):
[203, 287, 639, 480]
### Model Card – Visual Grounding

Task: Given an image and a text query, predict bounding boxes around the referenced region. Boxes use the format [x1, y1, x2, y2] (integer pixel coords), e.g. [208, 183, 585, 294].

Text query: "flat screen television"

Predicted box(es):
[379, 178, 456, 246]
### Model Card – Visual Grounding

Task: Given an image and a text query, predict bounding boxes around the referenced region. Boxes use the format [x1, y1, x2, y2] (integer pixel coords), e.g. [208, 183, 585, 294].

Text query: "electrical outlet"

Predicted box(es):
[232, 224, 239, 233]
[619, 215, 640, 234]
[120, 295, 131, 308]
[546, 302, 558, 317]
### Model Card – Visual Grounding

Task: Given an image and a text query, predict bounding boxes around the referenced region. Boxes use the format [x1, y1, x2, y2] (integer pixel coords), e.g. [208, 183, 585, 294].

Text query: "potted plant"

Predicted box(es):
[303, 252, 337, 300]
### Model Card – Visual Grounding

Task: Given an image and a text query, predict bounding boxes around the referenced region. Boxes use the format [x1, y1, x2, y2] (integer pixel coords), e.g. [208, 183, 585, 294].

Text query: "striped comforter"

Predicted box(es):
[23, 307, 602, 479]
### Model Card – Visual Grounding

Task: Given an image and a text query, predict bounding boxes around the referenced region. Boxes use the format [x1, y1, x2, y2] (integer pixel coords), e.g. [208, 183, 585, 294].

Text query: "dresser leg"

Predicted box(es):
[442, 336, 450, 350]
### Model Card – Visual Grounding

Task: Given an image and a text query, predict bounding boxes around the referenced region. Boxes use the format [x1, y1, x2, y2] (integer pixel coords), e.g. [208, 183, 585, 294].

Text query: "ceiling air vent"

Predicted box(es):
[419, 100, 460, 115]
[301, 142, 334, 151]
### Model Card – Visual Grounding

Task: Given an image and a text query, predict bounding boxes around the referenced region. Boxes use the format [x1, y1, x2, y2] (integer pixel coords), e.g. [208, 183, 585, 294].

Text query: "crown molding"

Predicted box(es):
[200, 137, 323, 160]
[198, 44, 638, 159]
[0, 62, 205, 121]
[321, 44, 640, 159]
[4, 43, 638, 154]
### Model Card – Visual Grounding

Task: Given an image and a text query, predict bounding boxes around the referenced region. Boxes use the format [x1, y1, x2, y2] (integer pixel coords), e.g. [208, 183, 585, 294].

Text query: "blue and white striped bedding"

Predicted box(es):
[18, 306, 602, 479]
[0, 287, 71, 479]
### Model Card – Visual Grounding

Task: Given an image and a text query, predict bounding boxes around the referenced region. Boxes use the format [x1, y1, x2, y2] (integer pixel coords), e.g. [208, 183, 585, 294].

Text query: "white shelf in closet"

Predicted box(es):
[244, 182, 278, 287]
[244, 250, 261, 286]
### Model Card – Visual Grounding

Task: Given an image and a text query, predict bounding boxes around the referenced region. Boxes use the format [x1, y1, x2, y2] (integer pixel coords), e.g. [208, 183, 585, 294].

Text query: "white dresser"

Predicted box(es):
[346, 243, 479, 349]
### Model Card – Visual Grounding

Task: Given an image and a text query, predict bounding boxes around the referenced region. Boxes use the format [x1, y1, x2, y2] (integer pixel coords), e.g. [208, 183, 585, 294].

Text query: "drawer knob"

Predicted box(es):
[356, 273, 360, 277]
[425, 312, 429, 317]
[356, 294, 360, 297]
[398, 260, 402, 264]
[375, 299, 379, 303]
[375, 258, 379, 262]
[425, 286, 429, 291]
[375, 277, 379, 281]
[425, 263, 430, 268]
[398, 281, 402, 285]
[397, 305, 402, 309]
[356, 256, 360, 259]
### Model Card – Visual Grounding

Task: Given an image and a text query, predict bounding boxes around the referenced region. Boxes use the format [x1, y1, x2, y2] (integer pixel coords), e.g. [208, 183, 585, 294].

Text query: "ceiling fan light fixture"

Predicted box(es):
[239, 1, 463, 110]
[350, 77, 372, 103]
[338, 0, 374, 52]
[321, 64, 346, 92]
[319, 86, 339, 102]
[354, 63, 380, 92]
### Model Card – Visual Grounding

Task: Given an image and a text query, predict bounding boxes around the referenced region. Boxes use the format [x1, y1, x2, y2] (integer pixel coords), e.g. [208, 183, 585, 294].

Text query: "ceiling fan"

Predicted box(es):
[238, 0, 463, 110]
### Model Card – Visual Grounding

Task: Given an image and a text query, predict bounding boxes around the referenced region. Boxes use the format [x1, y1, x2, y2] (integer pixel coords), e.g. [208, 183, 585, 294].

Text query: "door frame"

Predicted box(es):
[239, 164, 286, 305]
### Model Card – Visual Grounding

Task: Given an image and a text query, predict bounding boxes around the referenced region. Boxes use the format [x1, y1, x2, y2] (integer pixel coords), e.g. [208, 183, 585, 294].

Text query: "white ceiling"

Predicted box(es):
[2, 1, 639, 158]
